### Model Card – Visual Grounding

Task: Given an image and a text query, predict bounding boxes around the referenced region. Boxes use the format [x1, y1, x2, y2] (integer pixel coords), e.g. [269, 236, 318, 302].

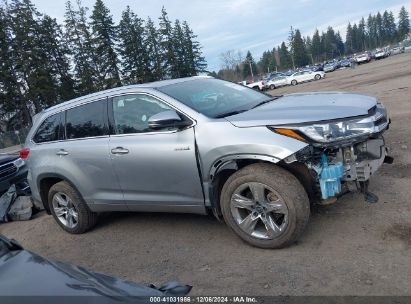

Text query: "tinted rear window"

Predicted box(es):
[65, 100, 108, 139]
[33, 113, 62, 143]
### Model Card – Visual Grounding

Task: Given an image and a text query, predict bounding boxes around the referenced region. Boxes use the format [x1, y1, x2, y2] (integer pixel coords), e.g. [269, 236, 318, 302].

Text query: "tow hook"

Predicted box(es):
[359, 181, 378, 204]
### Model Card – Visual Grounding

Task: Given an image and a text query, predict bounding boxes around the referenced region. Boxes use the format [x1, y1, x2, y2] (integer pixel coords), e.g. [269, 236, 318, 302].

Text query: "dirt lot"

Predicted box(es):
[1, 53, 411, 296]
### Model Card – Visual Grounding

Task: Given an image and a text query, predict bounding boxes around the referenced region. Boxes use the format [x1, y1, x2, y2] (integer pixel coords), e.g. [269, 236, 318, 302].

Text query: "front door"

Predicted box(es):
[108, 93, 205, 213]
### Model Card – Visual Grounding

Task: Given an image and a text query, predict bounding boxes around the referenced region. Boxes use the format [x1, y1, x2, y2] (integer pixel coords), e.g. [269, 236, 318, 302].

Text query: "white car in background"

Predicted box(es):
[245, 79, 265, 91]
[354, 52, 371, 64]
[265, 76, 288, 90]
[287, 70, 325, 86]
[375, 48, 389, 59]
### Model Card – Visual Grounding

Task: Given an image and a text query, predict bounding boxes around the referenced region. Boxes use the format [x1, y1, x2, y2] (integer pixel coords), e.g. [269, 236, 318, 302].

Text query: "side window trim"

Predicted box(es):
[107, 97, 115, 136]
[107, 92, 194, 136]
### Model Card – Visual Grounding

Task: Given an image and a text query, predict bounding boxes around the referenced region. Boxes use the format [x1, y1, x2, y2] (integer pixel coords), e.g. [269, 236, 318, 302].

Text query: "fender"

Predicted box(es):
[209, 153, 281, 181]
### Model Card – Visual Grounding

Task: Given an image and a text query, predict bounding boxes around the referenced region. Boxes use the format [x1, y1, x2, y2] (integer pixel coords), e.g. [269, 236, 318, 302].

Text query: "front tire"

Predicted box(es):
[220, 164, 310, 249]
[314, 74, 321, 80]
[48, 181, 97, 234]
[291, 79, 297, 86]
[269, 84, 276, 90]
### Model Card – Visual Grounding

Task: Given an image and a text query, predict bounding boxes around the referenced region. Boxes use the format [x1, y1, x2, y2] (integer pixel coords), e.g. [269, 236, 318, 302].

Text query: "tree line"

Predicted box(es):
[0, 0, 206, 131]
[216, 7, 410, 82]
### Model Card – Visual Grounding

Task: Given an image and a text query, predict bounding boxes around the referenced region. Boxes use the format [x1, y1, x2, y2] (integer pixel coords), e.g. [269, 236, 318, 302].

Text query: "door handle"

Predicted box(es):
[111, 147, 129, 155]
[56, 149, 69, 156]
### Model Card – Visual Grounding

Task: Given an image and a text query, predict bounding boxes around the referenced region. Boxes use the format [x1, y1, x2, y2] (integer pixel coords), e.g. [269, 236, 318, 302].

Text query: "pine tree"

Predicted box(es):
[398, 6, 410, 40]
[320, 32, 326, 58]
[171, 19, 185, 78]
[291, 29, 309, 67]
[387, 11, 397, 43]
[64, 0, 97, 94]
[0, 5, 26, 128]
[182, 21, 206, 76]
[158, 7, 175, 78]
[311, 29, 321, 62]
[305, 35, 312, 62]
[352, 23, 359, 52]
[335, 32, 345, 55]
[288, 26, 295, 69]
[118, 6, 148, 84]
[145, 17, 163, 81]
[39, 15, 76, 102]
[358, 18, 366, 51]
[242, 51, 257, 78]
[90, 0, 121, 89]
[8, 0, 53, 115]
[279, 42, 292, 70]
[324, 26, 337, 58]
[375, 12, 383, 46]
[345, 23, 353, 54]
[258, 50, 276, 73]
[367, 14, 378, 49]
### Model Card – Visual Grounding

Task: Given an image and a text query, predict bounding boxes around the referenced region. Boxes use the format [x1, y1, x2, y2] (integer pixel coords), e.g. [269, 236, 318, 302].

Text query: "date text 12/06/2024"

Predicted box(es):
[149, 296, 258, 303]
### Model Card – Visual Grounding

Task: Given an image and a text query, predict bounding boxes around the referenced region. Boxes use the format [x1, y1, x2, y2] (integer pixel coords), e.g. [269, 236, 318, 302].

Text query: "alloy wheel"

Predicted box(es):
[52, 192, 79, 229]
[230, 182, 289, 240]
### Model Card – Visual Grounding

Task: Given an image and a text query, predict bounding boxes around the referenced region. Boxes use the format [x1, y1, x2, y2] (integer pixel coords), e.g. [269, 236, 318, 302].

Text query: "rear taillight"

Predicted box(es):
[20, 149, 30, 159]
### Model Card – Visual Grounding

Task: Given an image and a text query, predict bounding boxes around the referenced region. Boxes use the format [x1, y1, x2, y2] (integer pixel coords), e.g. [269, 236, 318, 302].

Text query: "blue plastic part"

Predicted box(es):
[318, 154, 344, 200]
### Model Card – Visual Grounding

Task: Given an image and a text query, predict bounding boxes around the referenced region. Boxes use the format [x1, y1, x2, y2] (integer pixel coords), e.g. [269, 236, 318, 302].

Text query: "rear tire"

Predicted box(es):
[291, 79, 297, 86]
[269, 84, 276, 90]
[314, 74, 321, 80]
[220, 164, 310, 249]
[48, 181, 97, 234]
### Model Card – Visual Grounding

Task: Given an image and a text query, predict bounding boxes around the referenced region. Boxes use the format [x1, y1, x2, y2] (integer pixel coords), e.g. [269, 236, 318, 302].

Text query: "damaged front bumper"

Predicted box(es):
[284, 136, 392, 204]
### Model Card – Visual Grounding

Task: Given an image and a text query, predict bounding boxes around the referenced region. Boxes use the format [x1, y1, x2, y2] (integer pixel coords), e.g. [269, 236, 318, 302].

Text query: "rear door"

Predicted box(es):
[55, 99, 124, 207]
[107, 93, 205, 212]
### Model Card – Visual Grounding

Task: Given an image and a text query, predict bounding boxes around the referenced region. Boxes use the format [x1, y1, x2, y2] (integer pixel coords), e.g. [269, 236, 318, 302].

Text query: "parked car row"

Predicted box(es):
[242, 44, 407, 92]
[244, 70, 326, 91]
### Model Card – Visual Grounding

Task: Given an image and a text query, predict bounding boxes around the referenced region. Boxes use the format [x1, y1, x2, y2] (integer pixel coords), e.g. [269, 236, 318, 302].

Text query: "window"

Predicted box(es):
[33, 113, 62, 143]
[112, 94, 172, 134]
[66, 100, 108, 139]
[157, 78, 271, 118]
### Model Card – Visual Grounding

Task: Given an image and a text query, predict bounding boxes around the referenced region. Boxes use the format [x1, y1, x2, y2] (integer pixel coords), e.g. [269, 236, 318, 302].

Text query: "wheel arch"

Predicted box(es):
[208, 155, 315, 220]
[37, 173, 83, 214]
[208, 155, 280, 219]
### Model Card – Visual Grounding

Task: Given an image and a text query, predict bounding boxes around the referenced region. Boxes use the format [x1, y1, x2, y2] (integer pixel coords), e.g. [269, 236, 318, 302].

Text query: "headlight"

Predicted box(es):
[270, 103, 389, 144]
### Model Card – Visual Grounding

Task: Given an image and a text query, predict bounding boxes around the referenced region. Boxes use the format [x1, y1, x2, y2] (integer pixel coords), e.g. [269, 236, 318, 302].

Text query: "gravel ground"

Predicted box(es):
[1, 52, 411, 296]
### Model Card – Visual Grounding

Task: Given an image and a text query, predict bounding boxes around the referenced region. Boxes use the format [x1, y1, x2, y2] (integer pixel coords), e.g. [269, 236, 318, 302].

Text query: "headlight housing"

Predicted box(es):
[271, 103, 389, 144]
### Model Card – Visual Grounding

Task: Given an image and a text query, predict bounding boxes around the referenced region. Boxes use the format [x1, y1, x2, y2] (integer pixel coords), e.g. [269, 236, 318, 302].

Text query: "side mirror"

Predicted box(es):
[148, 110, 191, 130]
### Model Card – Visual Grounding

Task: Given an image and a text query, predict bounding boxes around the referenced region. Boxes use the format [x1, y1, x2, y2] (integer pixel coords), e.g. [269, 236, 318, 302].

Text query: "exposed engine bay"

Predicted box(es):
[284, 135, 393, 204]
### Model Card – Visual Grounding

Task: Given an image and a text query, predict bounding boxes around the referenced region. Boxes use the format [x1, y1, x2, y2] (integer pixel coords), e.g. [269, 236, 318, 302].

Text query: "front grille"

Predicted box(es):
[0, 162, 17, 180]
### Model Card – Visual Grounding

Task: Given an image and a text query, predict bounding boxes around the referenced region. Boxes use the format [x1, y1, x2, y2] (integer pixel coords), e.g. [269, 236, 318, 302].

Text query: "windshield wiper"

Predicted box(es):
[214, 110, 247, 118]
[252, 96, 282, 109]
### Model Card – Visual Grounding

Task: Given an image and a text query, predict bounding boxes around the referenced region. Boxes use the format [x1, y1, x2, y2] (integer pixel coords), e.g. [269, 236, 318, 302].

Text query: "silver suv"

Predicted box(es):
[24, 77, 391, 248]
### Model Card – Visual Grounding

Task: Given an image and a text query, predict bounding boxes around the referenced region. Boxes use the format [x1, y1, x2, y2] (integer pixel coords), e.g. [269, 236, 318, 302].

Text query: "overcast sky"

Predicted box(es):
[31, 0, 411, 71]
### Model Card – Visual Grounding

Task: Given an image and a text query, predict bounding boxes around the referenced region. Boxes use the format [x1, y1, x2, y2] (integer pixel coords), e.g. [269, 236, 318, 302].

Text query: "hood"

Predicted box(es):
[0, 154, 19, 166]
[226, 92, 377, 127]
